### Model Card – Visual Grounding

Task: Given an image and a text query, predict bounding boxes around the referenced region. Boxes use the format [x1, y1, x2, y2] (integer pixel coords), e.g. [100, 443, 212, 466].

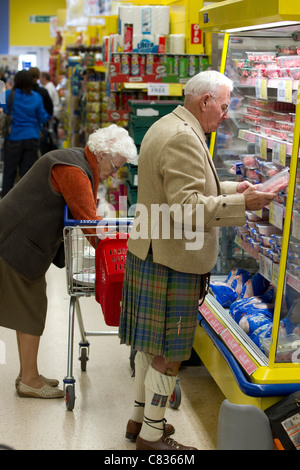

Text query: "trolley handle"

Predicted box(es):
[63, 205, 134, 227]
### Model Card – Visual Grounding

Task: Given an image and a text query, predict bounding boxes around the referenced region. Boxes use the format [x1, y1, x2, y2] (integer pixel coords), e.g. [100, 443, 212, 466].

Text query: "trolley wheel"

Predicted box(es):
[169, 380, 181, 409]
[65, 384, 75, 411]
[79, 347, 88, 371]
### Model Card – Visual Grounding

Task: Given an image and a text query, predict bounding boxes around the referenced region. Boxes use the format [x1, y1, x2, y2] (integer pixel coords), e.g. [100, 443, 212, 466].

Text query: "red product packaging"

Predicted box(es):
[123, 24, 133, 52]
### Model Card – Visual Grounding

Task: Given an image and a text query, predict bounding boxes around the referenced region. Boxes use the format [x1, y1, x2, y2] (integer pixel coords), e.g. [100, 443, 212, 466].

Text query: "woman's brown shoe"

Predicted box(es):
[136, 435, 197, 450]
[126, 420, 175, 442]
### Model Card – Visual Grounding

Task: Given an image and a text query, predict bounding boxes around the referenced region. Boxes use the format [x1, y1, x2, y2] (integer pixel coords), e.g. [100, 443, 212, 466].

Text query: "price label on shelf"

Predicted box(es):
[272, 262, 280, 286]
[260, 137, 267, 159]
[269, 201, 284, 230]
[277, 79, 293, 103]
[147, 83, 182, 96]
[272, 141, 286, 166]
[148, 83, 169, 96]
[255, 78, 267, 100]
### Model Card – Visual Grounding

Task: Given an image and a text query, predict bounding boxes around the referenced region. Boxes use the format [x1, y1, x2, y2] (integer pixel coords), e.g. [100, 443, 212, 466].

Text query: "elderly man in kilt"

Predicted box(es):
[119, 71, 276, 450]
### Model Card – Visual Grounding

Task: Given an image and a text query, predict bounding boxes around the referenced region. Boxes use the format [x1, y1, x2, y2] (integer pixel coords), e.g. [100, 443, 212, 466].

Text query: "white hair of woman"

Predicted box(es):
[184, 70, 233, 99]
[87, 124, 138, 164]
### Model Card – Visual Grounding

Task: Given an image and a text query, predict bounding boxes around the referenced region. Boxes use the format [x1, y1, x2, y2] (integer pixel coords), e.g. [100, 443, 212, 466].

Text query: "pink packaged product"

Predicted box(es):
[246, 52, 276, 61]
[288, 67, 300, 80]
[262, 69, 280, 79]
[275, 120, 294, 132]
[260, 117, 276, 128]
[276, 45, 299, 55]
[260, 126, 272, 137]
[271, 129, 288, 140]
[240, 154, 258, 168]
[244, 114, 261, 125]
[276, 55, 300, 68]
[256, 108, 272, 118]
[246, 96, 269, 109]
[271, 111, 293, 121]
[260, 168, 289, 194]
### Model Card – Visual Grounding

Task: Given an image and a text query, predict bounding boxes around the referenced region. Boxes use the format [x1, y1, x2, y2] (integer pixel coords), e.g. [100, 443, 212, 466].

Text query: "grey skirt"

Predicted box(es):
[0, 257, 47, 336]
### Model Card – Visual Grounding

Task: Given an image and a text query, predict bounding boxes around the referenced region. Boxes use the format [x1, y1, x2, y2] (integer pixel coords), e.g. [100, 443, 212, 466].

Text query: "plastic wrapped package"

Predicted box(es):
[239, 307, 274, 334]
[246, 52, 276, 61]
[276, 55, 300, 68]
[259, 168, 289, 194]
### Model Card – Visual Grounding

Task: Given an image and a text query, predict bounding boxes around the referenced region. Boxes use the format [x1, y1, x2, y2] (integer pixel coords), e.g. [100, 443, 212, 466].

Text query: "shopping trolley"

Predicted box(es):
[63, 206, 133, 411]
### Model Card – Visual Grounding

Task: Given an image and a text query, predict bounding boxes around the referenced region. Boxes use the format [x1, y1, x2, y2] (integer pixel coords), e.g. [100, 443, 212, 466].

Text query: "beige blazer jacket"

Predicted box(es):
[127, 105, 246, 274]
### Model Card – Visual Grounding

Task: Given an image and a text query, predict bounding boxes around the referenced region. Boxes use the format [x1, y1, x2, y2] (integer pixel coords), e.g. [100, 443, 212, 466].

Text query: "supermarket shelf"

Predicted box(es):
[238, 78, 299, 91]
[200, 294, 268, 368]
[238, 129, 294, 155]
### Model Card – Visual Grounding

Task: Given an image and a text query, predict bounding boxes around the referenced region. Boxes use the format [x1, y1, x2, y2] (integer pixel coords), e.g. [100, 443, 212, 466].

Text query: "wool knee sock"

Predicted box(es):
[139, 365, 177, 442]
[130, 351, 153, 423]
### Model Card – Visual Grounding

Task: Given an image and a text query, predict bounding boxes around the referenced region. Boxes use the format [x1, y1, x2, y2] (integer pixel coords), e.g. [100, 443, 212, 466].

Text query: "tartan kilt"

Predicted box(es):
[119, 251, 202, 362]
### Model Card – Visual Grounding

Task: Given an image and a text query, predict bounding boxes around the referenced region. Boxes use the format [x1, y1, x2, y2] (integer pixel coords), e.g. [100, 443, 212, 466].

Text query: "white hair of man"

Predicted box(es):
[87, 124, 138, 164]
[184, 70, 233, 99]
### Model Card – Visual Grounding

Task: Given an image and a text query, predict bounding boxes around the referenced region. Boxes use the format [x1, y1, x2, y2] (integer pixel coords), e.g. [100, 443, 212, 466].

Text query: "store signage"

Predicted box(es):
[191, 24, 202, 45]
[29, 15, 53, 23]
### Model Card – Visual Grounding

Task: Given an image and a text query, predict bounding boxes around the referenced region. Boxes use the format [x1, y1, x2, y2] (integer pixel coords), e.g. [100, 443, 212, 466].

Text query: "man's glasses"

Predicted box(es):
[210, 95, 229, 115]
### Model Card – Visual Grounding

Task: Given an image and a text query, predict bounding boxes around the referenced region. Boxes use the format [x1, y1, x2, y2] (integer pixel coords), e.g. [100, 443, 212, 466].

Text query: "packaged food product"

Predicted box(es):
[256, 108, 272, 118]
[256, 223, 283, 236]
[244, 114, 261, 125]
[288, 67, 300, 80]
[276, 55, 300, 68]
[260, 117, 276, 128]
[275, 120, 294, 132]
[246, 211, 262, 222]
[260, 168, 289, 194]
[246, 220, 258, 229]
[245, 96, 269, 108]
[240, 154, 258, 168]
[260, 126, 272, 136]
[251, 240, 261, 252]
[246, 52, 276, 61]
[276, 45, 298, 55]
[271, 111, 293, 122]
[262, 68, 280, 79]
[270, 251, 280, 263]
[271, 129, 288, 140]
[260, 235, 272, 247]
[271, 234, 283, 247]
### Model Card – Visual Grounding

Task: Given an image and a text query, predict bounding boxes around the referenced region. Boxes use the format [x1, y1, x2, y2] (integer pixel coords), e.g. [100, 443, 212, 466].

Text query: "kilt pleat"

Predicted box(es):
[119, 251, 202, 362]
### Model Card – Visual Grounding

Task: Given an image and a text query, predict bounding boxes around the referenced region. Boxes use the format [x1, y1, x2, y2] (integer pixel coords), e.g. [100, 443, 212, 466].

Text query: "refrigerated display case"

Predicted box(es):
[193, 18, 300, 427]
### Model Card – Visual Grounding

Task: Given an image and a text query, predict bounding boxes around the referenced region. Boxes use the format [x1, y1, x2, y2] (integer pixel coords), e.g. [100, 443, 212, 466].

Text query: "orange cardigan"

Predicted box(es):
[51, 146, 101, 222]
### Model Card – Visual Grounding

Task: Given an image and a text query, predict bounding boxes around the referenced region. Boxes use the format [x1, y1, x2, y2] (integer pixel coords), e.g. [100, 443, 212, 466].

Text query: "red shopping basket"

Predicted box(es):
[95, 233, 129, 326]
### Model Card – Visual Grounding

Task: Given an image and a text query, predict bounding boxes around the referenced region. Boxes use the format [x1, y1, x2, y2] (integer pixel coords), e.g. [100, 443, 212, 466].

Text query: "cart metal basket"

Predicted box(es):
[63, 207, 132, 411]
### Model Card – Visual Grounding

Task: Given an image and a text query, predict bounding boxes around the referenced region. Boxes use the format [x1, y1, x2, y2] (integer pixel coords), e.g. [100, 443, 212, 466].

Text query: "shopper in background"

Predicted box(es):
[0, 124, 137, 399]
[119, 70, 276, 450]
[0, 69, 51, 198]
[29, 67, 54, 155]
[40, 71, 61, 139]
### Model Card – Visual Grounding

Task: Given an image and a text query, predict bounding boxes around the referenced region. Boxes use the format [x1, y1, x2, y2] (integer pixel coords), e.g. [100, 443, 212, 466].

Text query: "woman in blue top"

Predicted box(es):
[1, 69, 51, 198]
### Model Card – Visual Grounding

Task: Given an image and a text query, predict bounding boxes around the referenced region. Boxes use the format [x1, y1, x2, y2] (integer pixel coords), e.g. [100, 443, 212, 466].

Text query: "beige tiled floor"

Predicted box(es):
[0, 264, 225, 450]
